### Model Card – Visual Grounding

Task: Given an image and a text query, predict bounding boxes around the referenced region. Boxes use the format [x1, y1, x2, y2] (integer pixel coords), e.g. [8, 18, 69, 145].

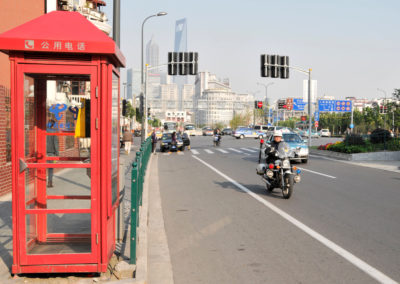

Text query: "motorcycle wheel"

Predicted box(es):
[282, 174, 294, 199]
[301, 159, 308, 164]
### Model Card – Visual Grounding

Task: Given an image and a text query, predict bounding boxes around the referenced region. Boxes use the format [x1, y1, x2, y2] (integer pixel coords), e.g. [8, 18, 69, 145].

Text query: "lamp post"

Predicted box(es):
[257, 82, 274, 124]
[140, 12, 167, 142]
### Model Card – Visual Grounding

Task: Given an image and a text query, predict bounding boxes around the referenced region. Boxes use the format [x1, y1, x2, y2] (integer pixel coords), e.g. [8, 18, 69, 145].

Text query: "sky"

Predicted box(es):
[103, 0, 400, 101]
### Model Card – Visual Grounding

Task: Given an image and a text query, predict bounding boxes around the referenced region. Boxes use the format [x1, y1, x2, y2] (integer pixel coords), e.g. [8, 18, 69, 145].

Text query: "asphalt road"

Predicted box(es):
[156, 135, 400, 284]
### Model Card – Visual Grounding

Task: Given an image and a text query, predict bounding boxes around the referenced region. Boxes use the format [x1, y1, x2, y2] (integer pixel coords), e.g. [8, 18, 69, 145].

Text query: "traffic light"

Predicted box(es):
[254, 101, 263, 109]
[188, 52, 199, 75]
[122, 99, 127, 116]
[278, 99, 286, 109]
[178, 52, 187, 75]
[260, 54, 270, 77]
[280, 56, 289, 79]
[168, 52, 178, 75]
[270, 55, 279, 78]
[168, 52, 198, 75]
[260, 54, 290, 79]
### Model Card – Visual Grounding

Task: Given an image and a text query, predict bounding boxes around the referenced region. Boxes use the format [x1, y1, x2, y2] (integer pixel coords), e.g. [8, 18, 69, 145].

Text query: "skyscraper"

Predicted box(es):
[174, 18, 187, 53]
[174, 18, 188, 109]
[146, 36, 159, 68]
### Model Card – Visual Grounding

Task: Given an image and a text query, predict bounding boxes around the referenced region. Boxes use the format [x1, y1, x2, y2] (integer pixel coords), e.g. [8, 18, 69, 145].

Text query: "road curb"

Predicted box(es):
[134, 153, 153, 283]
[310, 149, 400, 161]
[147, 154, 174, 284]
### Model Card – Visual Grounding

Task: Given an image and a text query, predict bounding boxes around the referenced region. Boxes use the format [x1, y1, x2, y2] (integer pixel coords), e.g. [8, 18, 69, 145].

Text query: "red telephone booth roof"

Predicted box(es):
[0, 11, 125, 67]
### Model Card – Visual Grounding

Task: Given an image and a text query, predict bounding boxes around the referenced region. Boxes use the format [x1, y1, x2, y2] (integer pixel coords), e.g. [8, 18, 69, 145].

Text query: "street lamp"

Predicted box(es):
[257, 82, 274, 124]
[140, 11, 167, 142]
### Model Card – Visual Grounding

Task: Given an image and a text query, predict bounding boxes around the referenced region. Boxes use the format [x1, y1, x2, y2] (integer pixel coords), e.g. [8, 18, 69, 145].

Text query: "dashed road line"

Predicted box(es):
[298, 167, 336, 179]
[191, 149, 199, 155]
[216, 148, 229, 154]
[228, 148, 243, 153]
[241, 147, 257, 153]
[204, 149, 214, 154]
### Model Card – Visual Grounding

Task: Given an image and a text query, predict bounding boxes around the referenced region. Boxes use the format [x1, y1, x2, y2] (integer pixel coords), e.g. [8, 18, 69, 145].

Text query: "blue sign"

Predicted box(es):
[350, 124, 354, 129]
[334, 100, 352, 112]
[318, 100, 352, 112]
[314, 111, 319, 122]
[293, 98, 307, 111]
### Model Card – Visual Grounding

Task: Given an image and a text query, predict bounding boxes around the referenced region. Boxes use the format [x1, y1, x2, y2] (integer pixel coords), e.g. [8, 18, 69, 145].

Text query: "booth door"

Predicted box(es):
[17, 64, 99, 265]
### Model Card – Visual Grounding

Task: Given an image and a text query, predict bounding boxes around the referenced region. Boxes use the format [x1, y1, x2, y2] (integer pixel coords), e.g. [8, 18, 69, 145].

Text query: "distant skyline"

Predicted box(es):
[103, 0, 400, 101]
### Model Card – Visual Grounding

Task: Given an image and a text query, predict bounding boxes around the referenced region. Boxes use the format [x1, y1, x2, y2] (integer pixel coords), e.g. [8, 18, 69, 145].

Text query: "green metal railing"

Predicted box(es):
[130, 136, 152, 265]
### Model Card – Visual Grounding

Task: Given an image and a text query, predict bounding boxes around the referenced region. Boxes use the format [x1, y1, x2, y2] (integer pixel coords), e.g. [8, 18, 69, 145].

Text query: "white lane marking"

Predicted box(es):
[216, 148, 229, 154]
[228, 148, 243, 153]
[191, 149, 199, 155]
[204, 149, 214, 154]
[177, 152, 184, 155]
[163, 153, 170, 156]
[251, 147, 260, 150]
[192, 155, 398, 284]
[298, 167, 336, 179]
[241, 147, 257, 153]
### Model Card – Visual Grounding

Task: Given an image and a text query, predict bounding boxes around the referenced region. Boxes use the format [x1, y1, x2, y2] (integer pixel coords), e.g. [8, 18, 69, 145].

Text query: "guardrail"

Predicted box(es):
[130, 136, 152, 265]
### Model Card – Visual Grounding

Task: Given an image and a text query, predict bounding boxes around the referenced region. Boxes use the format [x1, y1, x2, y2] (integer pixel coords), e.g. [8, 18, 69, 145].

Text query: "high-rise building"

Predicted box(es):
[174, 18, 188, 109]
[146, 36, 159, 68]
[174, 18, 187, 53]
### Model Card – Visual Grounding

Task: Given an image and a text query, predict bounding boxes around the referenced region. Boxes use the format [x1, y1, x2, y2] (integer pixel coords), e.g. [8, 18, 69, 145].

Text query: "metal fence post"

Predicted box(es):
[130, 162, 138, 265]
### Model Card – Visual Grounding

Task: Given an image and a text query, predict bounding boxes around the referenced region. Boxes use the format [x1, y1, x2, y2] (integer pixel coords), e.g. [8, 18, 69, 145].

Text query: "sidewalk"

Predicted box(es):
[0, 140, 141, 283]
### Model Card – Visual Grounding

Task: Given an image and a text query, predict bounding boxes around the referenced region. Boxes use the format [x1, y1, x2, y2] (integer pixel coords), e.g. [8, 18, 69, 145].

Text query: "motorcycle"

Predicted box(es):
[256, 143, 301, 199]
[213, 134, 221, 147]
[170, 140, 178, 151]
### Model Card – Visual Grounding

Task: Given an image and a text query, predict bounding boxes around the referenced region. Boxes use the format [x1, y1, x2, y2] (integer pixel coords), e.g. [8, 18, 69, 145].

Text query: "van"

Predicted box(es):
[254, 125, 269, 133]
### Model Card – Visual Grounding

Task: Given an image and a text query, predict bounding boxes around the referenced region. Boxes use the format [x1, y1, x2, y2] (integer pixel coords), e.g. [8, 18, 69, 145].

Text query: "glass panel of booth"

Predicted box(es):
[111, 72, 119, 206]
[23, 74, 94, 255]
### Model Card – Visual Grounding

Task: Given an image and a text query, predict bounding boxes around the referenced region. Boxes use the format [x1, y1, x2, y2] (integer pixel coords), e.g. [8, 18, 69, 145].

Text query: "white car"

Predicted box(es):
[320, 129, 331, 137]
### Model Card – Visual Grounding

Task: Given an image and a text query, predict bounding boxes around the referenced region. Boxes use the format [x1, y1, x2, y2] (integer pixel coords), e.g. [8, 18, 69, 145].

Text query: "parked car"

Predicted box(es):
[233, 127, 265, 139]
[202, 126, 214, 136]
[221, 128, 233, 135]
[320, 129, 331, 137]
[262, 131, 309, 163]
[160, 133, 184, 152]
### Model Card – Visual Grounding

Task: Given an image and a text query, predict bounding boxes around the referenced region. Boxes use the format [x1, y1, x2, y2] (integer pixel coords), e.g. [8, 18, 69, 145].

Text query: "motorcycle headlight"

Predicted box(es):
[266, 170, 274, 178]
[282, 159, 291, 168]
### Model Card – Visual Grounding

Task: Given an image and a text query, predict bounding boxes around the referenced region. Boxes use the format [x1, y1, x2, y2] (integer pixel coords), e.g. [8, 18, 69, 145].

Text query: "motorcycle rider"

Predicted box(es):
[213, 128, 221, 146]
[265, 130, 287, 164]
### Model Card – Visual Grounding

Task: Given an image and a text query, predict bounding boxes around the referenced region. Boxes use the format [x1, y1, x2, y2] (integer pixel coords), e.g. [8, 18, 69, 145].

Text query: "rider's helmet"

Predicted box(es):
[273, 130, 283, 137]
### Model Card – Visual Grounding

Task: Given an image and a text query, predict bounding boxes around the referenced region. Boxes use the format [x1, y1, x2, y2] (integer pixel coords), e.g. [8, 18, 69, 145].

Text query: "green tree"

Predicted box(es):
[392, 89, 400, 100]
[124, 101, 135, 118]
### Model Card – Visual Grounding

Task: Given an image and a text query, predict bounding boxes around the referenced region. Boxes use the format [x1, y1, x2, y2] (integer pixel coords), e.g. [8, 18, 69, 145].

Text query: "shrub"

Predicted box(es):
[344, 134, 365, 146]
[370, 128, 392, 144]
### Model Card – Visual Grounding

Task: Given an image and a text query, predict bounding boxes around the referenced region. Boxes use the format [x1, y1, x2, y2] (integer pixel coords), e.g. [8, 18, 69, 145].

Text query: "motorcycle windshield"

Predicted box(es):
[277, 142, 293, 159]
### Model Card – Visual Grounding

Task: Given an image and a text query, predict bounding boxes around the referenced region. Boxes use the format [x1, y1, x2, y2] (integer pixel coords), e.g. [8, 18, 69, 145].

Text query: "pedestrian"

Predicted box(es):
[122, 126, 133, 154]
[47, 119, 59, 188]
[151, 130, 157, 154]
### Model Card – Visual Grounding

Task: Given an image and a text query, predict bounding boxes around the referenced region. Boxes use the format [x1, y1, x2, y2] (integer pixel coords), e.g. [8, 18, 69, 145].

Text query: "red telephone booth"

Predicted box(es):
[0, 11, 125, 274]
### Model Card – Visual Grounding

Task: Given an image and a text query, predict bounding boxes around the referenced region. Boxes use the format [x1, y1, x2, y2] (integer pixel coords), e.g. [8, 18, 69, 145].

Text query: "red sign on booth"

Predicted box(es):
[315, 121, 319, 128]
